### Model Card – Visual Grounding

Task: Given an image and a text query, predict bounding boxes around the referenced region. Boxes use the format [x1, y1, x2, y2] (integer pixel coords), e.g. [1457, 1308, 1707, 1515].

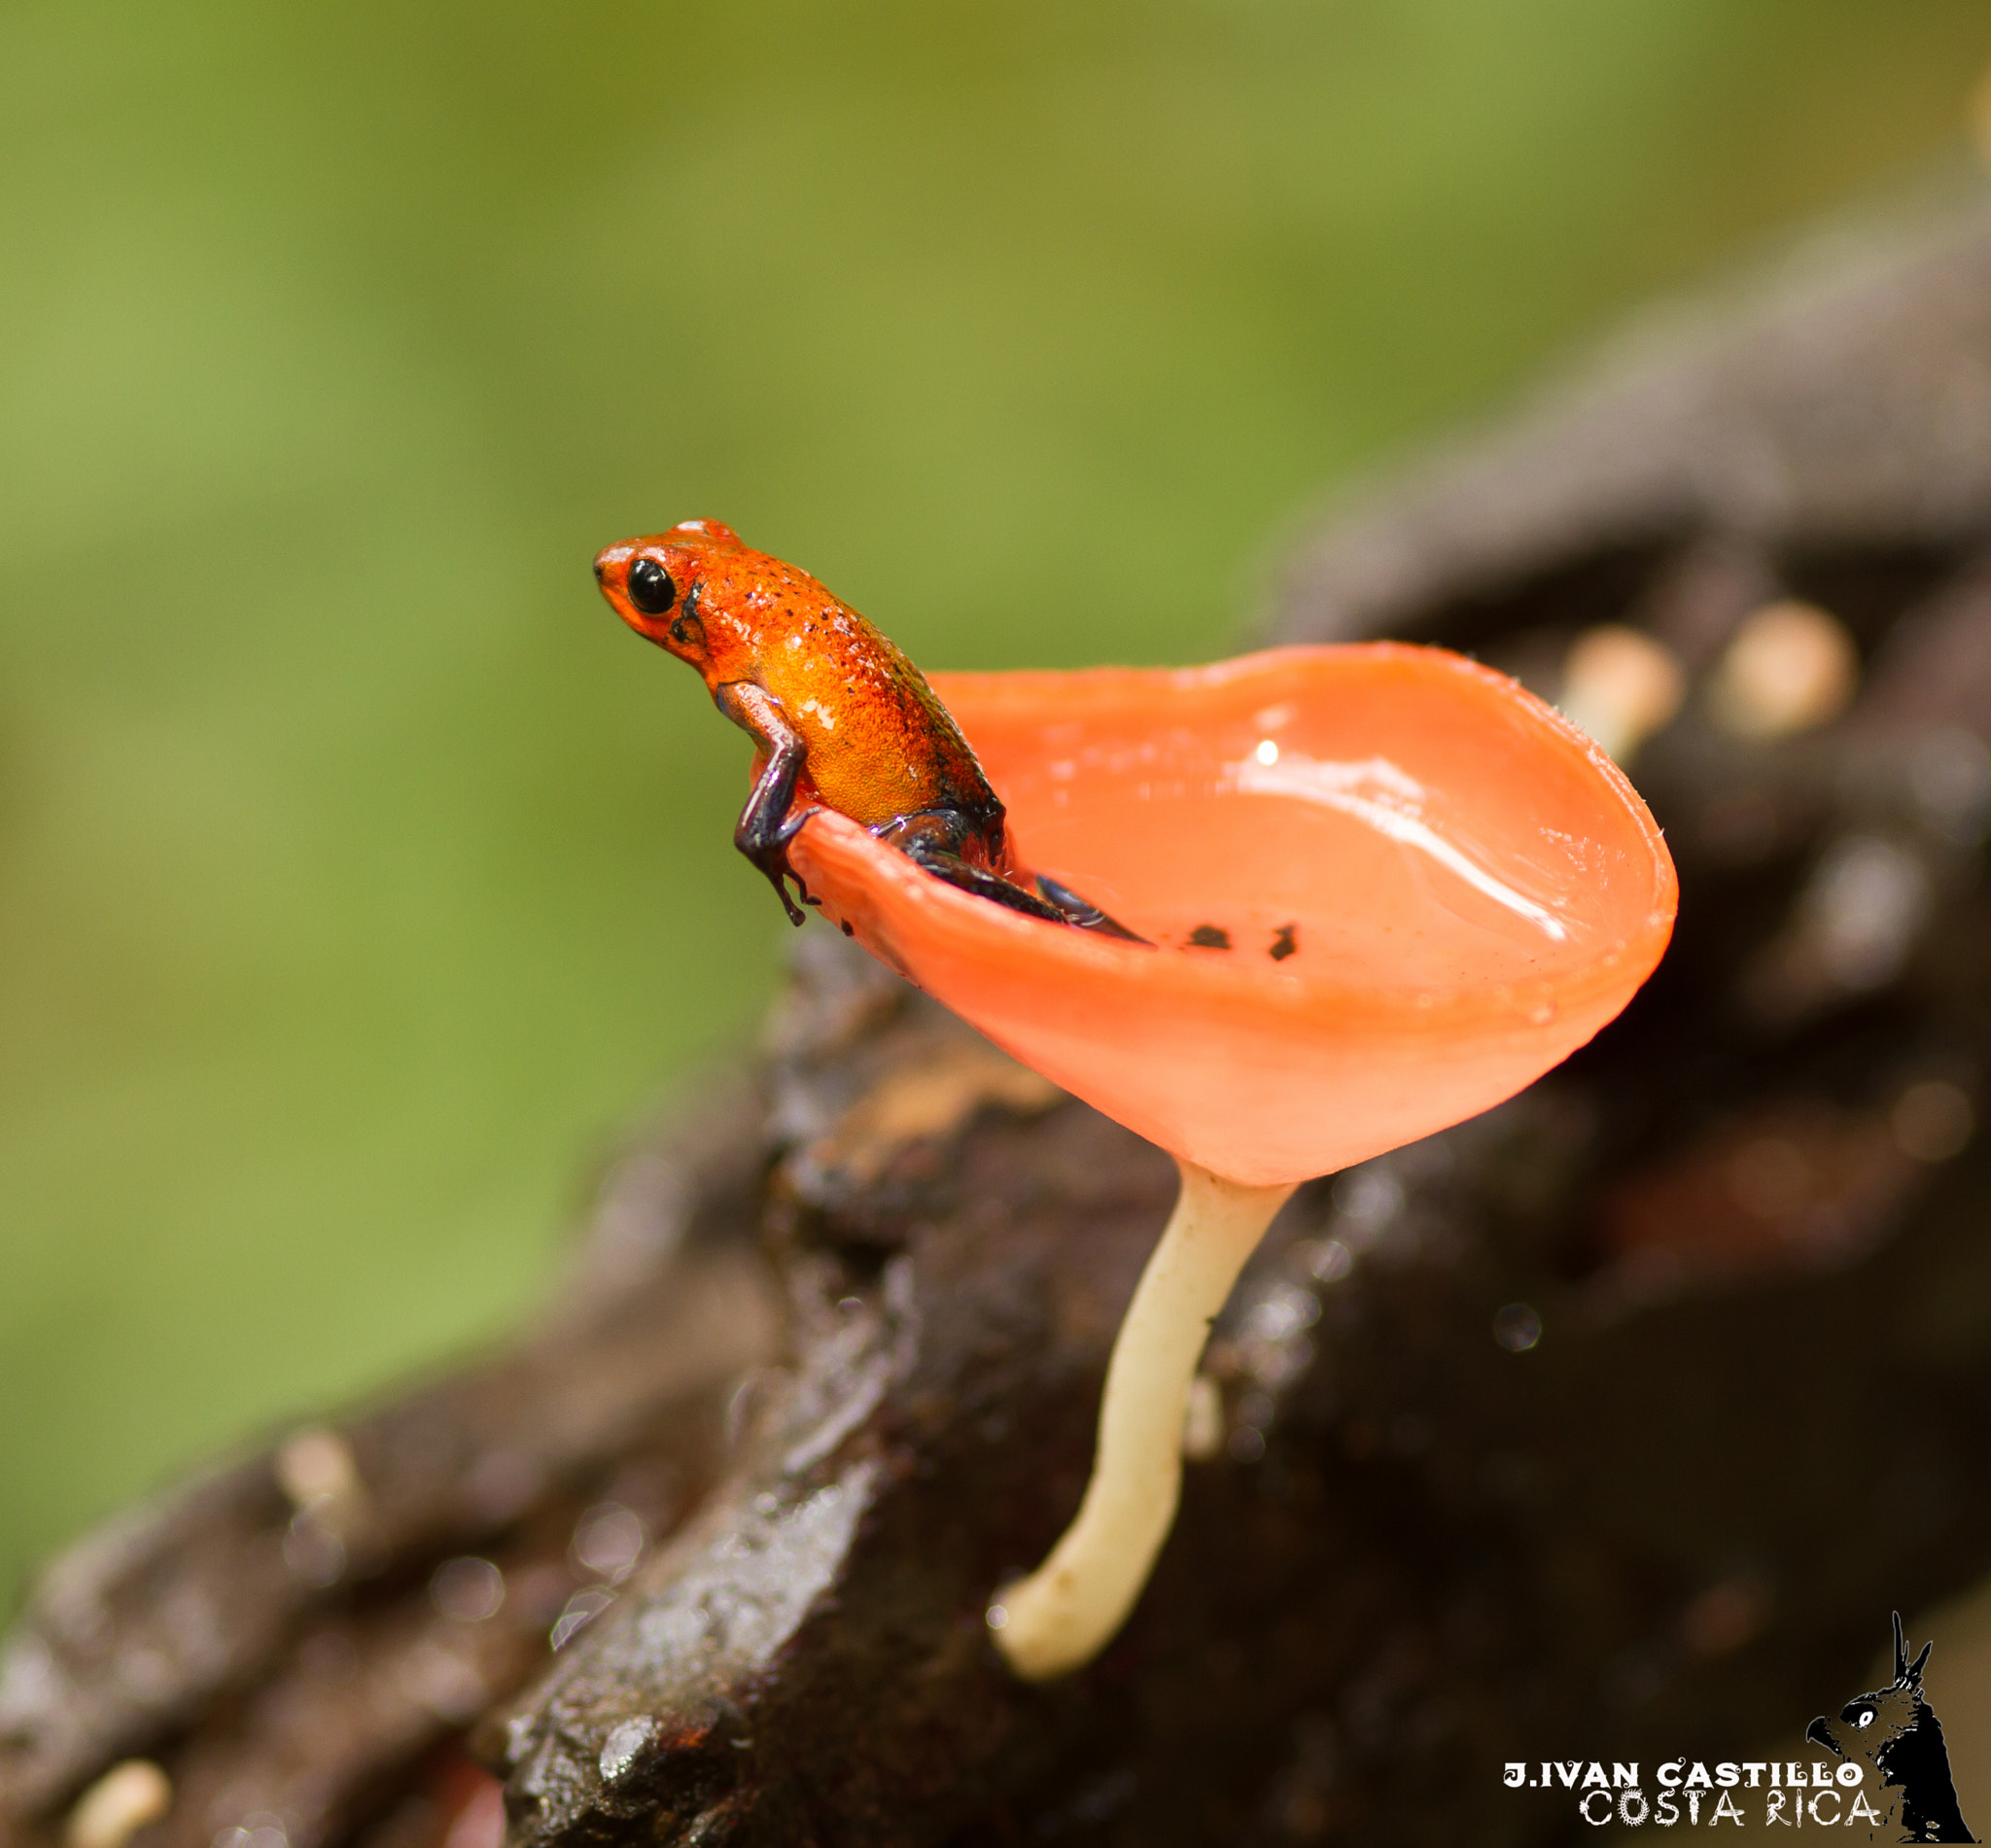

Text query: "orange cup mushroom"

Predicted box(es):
[785, 645, 1676, 1679]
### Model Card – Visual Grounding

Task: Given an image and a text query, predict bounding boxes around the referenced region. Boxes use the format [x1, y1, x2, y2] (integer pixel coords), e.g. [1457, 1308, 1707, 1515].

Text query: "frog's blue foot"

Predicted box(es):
[901, 838, 1071, 924]
[741, 805, 818, 926]
[883, 810, 1149, 942]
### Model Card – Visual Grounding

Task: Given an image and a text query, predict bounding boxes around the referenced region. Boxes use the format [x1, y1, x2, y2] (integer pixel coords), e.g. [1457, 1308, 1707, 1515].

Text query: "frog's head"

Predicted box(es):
[594, 518, 756, 672]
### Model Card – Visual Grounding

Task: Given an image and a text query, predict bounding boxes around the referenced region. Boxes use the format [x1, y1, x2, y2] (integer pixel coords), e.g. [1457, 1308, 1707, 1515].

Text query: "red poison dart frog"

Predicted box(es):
[595, 520, 1140, 939]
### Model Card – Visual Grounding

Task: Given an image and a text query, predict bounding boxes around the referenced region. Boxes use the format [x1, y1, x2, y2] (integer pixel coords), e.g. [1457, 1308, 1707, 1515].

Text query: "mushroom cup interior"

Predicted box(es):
[788, 645, 1677, 1188]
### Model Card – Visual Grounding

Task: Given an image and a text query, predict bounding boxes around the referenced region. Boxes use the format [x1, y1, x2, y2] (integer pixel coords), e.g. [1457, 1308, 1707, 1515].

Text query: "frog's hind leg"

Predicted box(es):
[890, 813, 1149, 942]
[899, 834, 1074, 925]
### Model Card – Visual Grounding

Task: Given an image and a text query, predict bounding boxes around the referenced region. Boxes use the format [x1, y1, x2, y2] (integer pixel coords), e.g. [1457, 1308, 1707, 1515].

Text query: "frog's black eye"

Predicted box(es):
[627, 557, 677, 616]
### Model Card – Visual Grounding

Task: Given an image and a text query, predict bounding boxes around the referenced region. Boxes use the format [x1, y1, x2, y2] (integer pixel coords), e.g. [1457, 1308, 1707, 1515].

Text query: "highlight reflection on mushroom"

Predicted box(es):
[788, 646, 1677, 1680]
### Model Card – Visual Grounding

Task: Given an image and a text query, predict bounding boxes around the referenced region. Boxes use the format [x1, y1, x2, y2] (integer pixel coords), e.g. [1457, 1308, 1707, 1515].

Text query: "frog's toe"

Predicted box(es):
[1035, 875, 1150, 945]
[764, 868, 808, 926]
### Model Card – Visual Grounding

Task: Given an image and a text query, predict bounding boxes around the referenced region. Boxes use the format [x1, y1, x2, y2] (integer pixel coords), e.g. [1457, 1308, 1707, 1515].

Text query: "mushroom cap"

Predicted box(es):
[788, 645, 1677, 1186]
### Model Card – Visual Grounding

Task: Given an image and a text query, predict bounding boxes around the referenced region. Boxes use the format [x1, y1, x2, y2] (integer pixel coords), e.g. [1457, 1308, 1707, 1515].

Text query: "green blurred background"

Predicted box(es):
[5, 0, 1991, 1609]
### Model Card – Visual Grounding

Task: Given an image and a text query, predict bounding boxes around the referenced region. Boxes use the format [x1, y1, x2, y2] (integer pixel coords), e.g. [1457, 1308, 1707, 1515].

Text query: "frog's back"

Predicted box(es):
[693, 540, 1003, 843]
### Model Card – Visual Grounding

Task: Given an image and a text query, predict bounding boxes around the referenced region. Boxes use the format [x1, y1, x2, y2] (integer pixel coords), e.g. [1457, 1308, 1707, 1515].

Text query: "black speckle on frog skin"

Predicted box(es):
[1270, 924, 1298, 961]
[1188, 924, 1232, 950]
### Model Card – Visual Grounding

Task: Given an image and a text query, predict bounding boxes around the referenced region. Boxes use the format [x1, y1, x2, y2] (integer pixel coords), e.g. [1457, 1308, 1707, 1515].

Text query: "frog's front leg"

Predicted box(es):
[714, 680, 814, 926]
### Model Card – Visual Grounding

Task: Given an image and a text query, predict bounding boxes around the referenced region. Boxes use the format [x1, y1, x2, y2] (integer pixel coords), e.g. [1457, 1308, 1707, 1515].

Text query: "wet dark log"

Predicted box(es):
[7, 191, 1991, 1848]
[0, 1080, 781, 1848]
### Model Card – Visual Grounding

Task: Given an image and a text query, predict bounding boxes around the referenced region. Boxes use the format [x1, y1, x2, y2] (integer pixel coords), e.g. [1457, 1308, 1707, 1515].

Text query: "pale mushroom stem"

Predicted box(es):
[991, 1156, 1299, 1680]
